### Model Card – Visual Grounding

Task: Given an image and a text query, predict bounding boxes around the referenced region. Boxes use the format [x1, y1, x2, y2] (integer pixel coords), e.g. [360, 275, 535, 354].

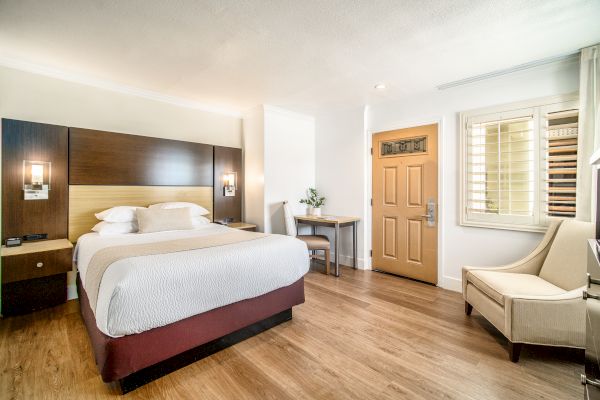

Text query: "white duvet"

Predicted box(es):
[74, 224, 309, 337]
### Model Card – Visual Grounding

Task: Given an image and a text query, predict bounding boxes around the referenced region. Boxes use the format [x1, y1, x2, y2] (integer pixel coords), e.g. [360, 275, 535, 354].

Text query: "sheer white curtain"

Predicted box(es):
[576, 44, 600, 221]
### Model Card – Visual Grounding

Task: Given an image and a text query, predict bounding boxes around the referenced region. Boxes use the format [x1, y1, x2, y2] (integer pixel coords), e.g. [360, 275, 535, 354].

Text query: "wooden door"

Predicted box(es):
[372, 124, 438, 284]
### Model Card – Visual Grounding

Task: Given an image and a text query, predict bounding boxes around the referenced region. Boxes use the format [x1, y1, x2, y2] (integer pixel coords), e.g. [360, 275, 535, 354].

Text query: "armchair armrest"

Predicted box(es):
[462, 221, 562, 295]
[504, 287, 585, 347]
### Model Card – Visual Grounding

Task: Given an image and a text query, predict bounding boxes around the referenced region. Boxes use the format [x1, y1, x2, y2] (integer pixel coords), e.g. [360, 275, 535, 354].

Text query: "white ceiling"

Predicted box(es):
[1, 0, 599, 115]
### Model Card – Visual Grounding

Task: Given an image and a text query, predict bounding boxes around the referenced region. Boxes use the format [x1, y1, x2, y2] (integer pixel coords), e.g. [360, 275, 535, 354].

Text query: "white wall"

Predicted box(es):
[0, 66, 243, 299]
[315, 57, 580, 291]
[264, 106, 315, 235]
[243, 106, 316, 234]
[315, 106, 369, 267]
[0, 66, 242, 147]
[242, 106, 266, 231]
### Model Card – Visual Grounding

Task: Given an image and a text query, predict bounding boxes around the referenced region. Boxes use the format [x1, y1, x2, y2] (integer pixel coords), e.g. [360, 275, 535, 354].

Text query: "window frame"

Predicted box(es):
[459, 93, 579, 232]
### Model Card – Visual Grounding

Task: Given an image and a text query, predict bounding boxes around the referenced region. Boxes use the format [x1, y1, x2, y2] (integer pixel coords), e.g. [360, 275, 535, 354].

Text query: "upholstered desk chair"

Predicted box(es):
[283, 201, 331, 275]
[463, 219, 593, 362]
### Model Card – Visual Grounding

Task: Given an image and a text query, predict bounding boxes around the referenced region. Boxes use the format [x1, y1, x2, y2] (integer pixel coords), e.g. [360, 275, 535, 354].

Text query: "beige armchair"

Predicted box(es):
[463, 219, 593, 362]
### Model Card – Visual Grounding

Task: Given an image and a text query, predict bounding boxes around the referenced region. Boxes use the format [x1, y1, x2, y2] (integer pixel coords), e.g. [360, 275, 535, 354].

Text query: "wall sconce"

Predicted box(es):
[23, 160, 51, 200]
[223, 172, 237, 197]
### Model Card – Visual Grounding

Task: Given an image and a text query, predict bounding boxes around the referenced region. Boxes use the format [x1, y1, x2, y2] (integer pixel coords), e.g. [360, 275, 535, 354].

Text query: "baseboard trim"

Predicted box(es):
[440, 276, 462, 292]
[312, 254, 368, 269]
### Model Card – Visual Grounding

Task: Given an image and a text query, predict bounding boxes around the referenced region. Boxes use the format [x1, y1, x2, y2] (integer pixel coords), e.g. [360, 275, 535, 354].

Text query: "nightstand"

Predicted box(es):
[228, 222, 257, 232]
[1, 239, 73, 316]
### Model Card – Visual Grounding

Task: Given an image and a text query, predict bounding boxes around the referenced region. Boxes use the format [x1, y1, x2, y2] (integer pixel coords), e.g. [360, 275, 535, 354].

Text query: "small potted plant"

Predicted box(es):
[299, 188, 325, 216]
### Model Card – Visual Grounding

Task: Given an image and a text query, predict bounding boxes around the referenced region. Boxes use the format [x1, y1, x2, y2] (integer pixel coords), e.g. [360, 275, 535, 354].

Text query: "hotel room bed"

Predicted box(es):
[74, 223, 308, 388]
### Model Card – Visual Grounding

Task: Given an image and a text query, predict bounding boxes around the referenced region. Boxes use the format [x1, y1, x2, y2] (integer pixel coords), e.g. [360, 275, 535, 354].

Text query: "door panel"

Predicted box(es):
[406, 164, 423, 207]
[407, 219, 422, 263]
[383, 217, 397, 259]
[383, 167, 398, 205]
[372, 124, 438, 284]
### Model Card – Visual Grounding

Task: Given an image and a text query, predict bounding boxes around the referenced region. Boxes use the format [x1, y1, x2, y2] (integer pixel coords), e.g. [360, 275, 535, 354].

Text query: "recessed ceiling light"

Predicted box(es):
[374, 83, 386, 90]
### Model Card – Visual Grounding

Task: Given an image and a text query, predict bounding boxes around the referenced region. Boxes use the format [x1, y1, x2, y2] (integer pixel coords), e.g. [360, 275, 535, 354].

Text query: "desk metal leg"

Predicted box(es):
[335, 223, 340, 277]
[353, 221, 357, 269]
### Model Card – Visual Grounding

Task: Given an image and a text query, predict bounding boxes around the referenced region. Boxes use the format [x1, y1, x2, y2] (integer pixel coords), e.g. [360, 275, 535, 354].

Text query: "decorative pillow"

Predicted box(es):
[95, 206, 142, 223]
[92, 221, 138, 235]
[149, 202, 210, 217]
[136, 207, 194, 233]
[192, 216, 211, 228]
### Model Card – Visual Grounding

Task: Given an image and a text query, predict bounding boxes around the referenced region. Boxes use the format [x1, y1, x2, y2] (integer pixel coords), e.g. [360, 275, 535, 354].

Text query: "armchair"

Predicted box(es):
[462, 219, 593, 362]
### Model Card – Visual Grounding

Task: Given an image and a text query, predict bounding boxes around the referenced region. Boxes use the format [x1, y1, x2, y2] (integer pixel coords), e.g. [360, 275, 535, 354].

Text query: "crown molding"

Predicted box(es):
[0, 56, 242, 118]
[263, 104, 315, 121]
[436, 51, 580, 90]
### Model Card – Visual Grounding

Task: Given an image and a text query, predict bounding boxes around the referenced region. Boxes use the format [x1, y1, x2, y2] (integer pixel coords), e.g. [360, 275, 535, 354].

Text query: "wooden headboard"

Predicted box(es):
[67, 127, 219, 242]
[69, 128, 214, 186]
[68, 186, 213, 242]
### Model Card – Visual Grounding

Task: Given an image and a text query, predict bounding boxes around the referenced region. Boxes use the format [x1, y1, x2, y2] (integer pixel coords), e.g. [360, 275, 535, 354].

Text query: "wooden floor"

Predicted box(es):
[0, 264, 583, 399]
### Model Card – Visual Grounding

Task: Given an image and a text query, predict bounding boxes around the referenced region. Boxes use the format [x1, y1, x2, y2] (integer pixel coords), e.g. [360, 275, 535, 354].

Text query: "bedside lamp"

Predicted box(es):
[223, 172, 237, 197]
[23, 160, 51, 200]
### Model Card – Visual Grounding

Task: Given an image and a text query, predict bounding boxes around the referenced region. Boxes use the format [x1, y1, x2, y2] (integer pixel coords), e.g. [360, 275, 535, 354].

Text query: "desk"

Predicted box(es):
[294, 215, 360, 277]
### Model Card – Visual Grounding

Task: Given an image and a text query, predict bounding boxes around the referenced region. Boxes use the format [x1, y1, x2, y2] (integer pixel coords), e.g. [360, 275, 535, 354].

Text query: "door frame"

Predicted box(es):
[365, 117, 445, 287]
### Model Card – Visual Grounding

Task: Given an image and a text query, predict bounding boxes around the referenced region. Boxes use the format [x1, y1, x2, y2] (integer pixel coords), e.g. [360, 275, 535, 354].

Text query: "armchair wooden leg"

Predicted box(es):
[508, 342, 522, 363]
[465, 302, 473, 316]
[324, 249, 330, 275]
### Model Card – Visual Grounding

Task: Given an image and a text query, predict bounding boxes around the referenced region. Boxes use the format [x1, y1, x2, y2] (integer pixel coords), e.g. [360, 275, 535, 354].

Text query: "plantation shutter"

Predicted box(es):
[464, 108, 538, 227]
[544, 109, 579, 218]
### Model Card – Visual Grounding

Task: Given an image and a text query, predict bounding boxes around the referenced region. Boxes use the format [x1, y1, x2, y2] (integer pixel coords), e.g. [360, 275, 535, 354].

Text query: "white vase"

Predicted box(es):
[312, 207, 322, 217]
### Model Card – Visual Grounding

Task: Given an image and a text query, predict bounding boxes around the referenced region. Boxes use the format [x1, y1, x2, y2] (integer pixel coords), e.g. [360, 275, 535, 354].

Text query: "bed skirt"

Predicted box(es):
[77, 274, 305, 383]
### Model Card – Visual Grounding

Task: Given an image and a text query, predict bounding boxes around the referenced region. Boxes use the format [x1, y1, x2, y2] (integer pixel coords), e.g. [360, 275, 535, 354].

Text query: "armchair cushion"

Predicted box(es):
[466, 270, 566, 306]
[538, 220, 593, 290]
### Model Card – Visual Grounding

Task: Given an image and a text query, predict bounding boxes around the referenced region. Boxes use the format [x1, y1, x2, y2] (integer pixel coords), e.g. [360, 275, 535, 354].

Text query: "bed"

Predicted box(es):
[74, 223, 309, 392]
[66, 130, 309, 392]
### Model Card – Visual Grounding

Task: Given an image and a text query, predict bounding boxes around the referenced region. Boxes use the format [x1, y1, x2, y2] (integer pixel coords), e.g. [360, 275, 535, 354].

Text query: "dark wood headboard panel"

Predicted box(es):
[2, 119, 69, 242]
[69, 128, 214, 186]
[213, 146, 243, 222]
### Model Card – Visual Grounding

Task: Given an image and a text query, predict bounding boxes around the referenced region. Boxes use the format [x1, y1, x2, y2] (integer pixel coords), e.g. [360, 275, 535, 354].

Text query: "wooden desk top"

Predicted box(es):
[1, 239, 73, 257]
[294, 215, 360, 224]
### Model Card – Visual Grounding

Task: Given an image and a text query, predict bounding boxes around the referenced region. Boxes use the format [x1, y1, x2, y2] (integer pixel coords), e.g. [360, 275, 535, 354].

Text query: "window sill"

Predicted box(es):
[459, 220, 548, 233]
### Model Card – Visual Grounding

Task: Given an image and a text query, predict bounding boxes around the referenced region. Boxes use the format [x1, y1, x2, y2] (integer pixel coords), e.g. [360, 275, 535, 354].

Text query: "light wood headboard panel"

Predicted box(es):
[69, 185, 213, 242]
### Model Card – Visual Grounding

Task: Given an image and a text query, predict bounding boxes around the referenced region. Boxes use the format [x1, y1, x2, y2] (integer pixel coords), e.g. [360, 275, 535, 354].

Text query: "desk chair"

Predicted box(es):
[283, 201, 330, 275]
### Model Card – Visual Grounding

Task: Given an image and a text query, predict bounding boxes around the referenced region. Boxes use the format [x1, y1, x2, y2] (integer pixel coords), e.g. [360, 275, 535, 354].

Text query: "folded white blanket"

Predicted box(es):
[74, 224, 309, 337]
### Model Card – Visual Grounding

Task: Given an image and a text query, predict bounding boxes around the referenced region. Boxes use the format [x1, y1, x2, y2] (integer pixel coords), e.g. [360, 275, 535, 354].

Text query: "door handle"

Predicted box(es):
[588, 273, 600, 288]
[584, 291, 600, 300]
[581, 374, 600, 388]
[421, 199, 436, 227]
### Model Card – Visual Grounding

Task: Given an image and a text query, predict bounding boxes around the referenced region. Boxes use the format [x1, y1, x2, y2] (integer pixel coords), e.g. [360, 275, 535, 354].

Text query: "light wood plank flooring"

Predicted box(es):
[0, 264, 583, 399]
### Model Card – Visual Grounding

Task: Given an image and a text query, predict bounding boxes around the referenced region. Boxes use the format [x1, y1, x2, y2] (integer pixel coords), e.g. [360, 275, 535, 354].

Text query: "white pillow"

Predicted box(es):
[95, 206, 142, 223]
[192, 216, 211, 228]
[92, 221, 138, 235]
[137, 207, 194, 233]
[149, 202, 209, 217]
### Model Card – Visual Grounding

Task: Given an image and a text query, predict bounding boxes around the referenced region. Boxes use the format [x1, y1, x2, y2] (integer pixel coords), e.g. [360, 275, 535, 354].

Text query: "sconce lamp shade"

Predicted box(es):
[223, 172, 237, 197]
[23, 160, 51, 200]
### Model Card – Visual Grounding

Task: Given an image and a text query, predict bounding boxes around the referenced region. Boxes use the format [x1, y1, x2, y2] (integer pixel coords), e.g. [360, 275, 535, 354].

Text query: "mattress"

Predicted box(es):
[74, 223, 309, 337]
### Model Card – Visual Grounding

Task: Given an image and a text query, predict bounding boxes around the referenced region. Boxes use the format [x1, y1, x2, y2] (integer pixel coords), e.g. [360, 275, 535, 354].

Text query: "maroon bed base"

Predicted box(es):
[77, 275, 305, 384]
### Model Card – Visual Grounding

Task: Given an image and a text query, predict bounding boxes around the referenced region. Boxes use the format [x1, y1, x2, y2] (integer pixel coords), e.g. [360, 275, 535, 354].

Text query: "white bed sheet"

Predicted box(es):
[74, 224, 309, 337]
